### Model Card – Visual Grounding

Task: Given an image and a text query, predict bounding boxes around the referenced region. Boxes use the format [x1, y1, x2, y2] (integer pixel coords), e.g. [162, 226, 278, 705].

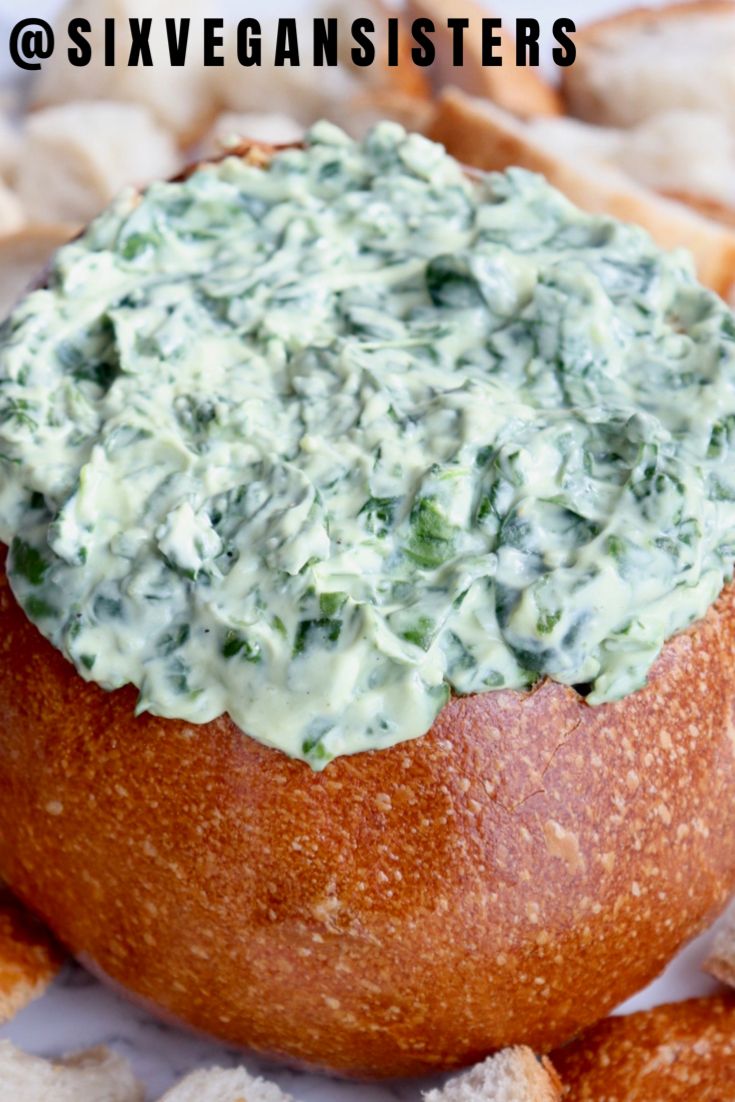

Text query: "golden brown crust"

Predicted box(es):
[552, 996, 735, 1099]
[0, 888, 62, 1023]
[2, 544, 735, 1075]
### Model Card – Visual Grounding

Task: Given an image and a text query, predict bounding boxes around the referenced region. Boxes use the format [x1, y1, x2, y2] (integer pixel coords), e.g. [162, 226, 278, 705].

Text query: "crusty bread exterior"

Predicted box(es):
[561, 1, 735, 128]
[428, 89, 735, 298]
[2, 537, 735, 1075]
[0, 889, 61, 1022]
[552, 995, 735, 1099]
[423, 1047, 561, 1101]
[406, 0, 562, 117]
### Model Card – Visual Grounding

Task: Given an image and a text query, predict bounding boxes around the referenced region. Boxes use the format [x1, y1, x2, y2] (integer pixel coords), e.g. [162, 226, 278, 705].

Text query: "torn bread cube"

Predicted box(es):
[211, 30, 363, 131]
[405, 0, 562, 117]
[0, 1042, 142, 1102]
[613, 110, 735, 224]
[0, 891, 61, 1023]
[423, 1046, 561, 1101]
[209, 0, 430, 136]
[16, 101, 180, 227]
[562, 1, 735, 131]
[30, 0, 214, 146]
[158, 1066, 294, 1101]
[527, 110, 735, 222]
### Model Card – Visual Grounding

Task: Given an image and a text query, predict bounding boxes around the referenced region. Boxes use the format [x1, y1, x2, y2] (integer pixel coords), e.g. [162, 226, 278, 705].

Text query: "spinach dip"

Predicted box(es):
[2, 121, 735, 767]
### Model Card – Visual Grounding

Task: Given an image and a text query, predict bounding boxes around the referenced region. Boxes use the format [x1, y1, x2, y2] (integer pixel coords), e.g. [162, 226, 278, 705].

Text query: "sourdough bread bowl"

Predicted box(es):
[3, 125, 735, 1077]
[2, 562, 735, 1075]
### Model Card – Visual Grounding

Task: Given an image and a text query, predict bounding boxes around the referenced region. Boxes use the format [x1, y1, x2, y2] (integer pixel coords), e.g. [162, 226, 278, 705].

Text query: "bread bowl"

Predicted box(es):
[2, 123, 735, 1078]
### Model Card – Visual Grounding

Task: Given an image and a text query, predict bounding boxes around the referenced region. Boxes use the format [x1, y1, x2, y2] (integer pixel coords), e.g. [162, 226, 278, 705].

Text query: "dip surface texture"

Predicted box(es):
[1, 122, 735, 766]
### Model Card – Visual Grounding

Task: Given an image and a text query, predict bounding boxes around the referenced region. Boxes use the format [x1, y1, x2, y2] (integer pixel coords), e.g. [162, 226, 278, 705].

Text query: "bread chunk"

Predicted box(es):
[552, 996, 735, 1099]
[406, 0, 562, 117]
[562, 2, 735, 130]
[0, 1042, 142, 1102]
[158, 1067, 294, 1102]
[423, 1047, 561, 1102]
[30, 0, 214, 146]
[16, 102, 179, 226]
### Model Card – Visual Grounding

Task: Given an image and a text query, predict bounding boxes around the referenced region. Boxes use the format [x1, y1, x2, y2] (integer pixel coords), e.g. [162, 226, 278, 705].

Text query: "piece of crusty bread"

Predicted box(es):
[552, 995, 735, 1099]
[0, 1042, 142, 1102]
[209, 0, 430, 138]
[158, 1067, 294, 1102]
[423, 1047, 561, 1102]
[30, 0, 215, 146]
[0, 890, 62, 1023]
[562, 1, 735, 130]
[0, 225, 78, 321]
[16, 101, 180, 228]
[211, 38, 360, 133]
[428, 88, 735, 298]
[526, 110, 735, 228]
[405, 0, 561, 117]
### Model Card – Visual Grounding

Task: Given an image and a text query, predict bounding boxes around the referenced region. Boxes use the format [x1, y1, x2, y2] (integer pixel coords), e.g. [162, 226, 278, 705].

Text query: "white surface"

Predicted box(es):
[0, 0, 733, 1097]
